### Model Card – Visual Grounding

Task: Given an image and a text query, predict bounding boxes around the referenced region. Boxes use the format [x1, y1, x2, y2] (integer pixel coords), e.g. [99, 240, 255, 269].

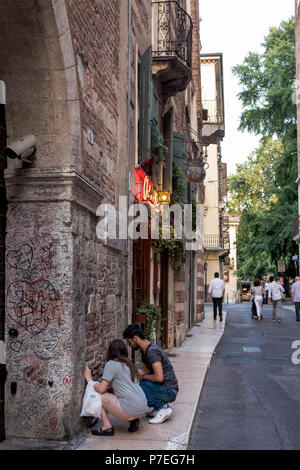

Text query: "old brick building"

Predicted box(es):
[0, 0, 205, 442]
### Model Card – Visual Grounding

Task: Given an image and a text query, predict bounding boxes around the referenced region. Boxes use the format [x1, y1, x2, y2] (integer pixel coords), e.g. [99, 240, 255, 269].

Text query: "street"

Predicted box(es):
[188, 302, 300, 450]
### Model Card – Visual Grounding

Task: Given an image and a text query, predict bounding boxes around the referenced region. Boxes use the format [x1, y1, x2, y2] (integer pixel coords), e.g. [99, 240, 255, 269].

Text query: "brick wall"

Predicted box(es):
[66, 0, 120, 199]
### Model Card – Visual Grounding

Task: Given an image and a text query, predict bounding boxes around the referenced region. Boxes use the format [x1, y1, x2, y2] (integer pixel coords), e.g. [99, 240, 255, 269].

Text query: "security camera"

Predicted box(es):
[4, 135, 36, 163]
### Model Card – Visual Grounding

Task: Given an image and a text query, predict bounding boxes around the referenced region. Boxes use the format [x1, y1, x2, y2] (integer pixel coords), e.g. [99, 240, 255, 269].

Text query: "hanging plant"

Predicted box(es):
[151, 118, 168, 164]
[152, 226, 186, 273]
[136, 300, 162, 341]
[171, 161, 186, 206]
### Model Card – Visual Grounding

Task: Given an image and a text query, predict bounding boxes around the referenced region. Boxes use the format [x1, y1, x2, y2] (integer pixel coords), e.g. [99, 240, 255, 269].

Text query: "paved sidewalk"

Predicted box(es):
[75, 310, 226, 451]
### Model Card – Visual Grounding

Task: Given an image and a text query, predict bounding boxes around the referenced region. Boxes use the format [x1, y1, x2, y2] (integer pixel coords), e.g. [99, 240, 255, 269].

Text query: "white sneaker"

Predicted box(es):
[148, 407, 173, 424]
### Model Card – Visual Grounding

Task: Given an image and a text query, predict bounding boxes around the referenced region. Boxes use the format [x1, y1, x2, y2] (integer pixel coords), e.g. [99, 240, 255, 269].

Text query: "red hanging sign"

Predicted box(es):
[135, 168, 159, 206]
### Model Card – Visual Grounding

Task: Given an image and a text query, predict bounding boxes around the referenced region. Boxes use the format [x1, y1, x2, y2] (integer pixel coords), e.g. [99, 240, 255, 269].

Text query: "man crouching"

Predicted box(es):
[123, 323, 178, 424]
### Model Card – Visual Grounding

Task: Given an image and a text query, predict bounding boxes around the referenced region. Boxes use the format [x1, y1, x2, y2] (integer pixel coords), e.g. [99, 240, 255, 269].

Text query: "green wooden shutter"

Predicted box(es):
[138, 46, 153, 164]
[173, 132, 188, 204]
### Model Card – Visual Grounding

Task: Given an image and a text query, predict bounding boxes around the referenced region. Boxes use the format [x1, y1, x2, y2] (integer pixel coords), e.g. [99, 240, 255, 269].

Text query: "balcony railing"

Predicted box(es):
[204, 235, 230, 251]
[152, 1, 193, 68]
[202, 99, 224, 124]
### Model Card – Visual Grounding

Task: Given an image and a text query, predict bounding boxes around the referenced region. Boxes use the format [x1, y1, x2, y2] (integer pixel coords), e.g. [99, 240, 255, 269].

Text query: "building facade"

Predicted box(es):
[0, 0, 205, 442]
[199, 54, 228, 299]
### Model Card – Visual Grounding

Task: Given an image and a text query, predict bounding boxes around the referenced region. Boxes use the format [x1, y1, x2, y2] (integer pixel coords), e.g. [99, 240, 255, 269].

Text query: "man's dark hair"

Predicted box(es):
[253, 279, 261, 287]
[269, 276, 274, 283]
[214, 272, 219, 278]
[123, 323, 146, 340]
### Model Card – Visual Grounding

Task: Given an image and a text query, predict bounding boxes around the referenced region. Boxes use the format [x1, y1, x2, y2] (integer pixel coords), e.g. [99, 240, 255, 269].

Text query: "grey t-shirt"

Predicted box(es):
[142, 343, 179, 391]
[102, 360, 148, 416]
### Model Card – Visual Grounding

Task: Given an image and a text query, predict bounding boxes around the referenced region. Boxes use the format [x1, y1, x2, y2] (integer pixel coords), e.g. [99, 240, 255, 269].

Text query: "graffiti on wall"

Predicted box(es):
[6, 279, 59, 335]
[5, 213, 76, 437]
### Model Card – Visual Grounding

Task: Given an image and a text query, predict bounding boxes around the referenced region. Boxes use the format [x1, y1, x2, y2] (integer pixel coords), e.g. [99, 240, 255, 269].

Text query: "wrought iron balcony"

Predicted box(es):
[204, 235, 230, 252]
[200, 54, 225, 146]
[152, 1, 193, 99]
[202, 100, 224, 125]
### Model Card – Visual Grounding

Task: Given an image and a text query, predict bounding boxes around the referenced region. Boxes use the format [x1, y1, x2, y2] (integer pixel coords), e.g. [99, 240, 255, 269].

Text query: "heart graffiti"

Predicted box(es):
[49, 417, 58, 432]
[10, 340, 23, 353]
[6, 279, 58, 336]
[6, 244, 33, 271]
[43, 336, 59, 352]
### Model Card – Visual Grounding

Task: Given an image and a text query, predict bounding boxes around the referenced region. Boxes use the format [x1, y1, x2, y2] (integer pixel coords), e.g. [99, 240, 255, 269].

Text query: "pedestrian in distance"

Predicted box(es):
[85, 339, 148, 436]
[263, 276, 269, 305]
[208, 272, 225, 321]
[123, 323, 178, 424]
[268, 275, 285, 323]
[291, 276, 300, 322]
[251, 279, 264, 321]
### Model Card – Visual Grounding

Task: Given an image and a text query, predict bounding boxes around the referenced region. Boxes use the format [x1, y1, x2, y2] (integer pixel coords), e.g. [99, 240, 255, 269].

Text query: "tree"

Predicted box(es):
[227, 138, 283, 215]
[232, 18, 296, 140]
[229, 17, 298, 280]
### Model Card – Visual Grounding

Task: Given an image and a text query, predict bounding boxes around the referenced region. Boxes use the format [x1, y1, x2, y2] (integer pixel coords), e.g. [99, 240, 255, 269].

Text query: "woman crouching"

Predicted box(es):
[85, 339, 148, 436]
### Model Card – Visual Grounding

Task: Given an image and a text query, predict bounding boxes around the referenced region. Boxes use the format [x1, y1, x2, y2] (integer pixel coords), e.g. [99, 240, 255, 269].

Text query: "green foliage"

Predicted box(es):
[136, 300, 162, 342]
[170, 162, 185, 206]
[227, 138, 283, 215]
[151, 118, 168, 163]
[152, 226, 186, 273]
[229, 18, 298, 279]
[232, 17, 296, 139]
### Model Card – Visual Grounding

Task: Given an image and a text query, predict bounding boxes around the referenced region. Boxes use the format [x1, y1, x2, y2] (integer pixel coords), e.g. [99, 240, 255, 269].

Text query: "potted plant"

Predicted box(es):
[136, 300, 162, 342]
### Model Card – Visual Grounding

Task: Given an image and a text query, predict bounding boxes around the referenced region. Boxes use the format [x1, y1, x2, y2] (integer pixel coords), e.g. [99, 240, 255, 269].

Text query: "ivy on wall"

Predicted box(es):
[151, 118, 168, 163]
[152, 226, 186, 273]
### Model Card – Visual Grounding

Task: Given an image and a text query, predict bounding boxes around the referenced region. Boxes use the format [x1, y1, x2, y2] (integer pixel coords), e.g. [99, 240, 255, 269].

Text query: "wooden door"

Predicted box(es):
[132, 237, 151, 329]
[160, 250, 169, 349]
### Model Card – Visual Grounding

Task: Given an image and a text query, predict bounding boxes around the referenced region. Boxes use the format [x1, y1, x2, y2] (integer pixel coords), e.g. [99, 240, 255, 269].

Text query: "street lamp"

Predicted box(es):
[158, 190, 171, 204]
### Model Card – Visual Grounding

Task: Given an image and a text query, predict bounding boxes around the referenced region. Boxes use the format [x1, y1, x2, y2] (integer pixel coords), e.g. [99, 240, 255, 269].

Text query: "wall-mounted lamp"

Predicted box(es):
[158, 190, 171, 204]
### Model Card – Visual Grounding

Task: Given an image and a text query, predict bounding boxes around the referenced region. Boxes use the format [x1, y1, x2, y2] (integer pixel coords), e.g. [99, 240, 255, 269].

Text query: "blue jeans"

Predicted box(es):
[139, 380, 178, 411]
[295, 302, 300, 321]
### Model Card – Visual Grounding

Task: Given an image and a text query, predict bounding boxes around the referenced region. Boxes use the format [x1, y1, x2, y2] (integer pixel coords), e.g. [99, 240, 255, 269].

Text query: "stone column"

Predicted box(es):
[4, 169, 103, 440]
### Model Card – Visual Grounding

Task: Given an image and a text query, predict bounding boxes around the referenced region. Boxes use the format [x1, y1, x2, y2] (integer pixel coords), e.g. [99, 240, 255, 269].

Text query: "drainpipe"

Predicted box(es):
[125, 0, 132, 327]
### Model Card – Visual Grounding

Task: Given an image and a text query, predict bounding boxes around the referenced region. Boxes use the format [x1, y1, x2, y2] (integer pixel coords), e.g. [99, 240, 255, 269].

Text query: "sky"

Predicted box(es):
[199, 0, 295, 175]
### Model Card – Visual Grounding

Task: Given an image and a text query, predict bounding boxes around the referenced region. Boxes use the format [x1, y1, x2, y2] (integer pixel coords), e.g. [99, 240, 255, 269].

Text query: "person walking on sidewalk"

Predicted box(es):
[263, 276, 270, 305]
[208, 272, 225, 321]
[85, 339, 148, 436]
[291, 277, 300, 322]
[251, 279, 264, 321]
[123, 323, 178, 424]
[268, 275, 285, 323]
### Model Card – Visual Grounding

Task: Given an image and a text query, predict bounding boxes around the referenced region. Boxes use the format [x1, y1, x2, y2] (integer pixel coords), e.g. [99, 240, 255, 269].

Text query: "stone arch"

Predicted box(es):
[0, 0, 81, 171]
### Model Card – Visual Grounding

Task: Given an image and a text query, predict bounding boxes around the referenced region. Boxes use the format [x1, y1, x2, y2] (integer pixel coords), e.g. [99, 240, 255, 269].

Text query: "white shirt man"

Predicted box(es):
[268, 279, 284, 301]
[268, 276, 285, 322]
[208, 273, 225, 321]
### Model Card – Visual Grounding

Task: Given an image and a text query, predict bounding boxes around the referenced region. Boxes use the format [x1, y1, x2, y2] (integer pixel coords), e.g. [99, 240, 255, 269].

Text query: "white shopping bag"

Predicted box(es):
[80, 381, 102, 418]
